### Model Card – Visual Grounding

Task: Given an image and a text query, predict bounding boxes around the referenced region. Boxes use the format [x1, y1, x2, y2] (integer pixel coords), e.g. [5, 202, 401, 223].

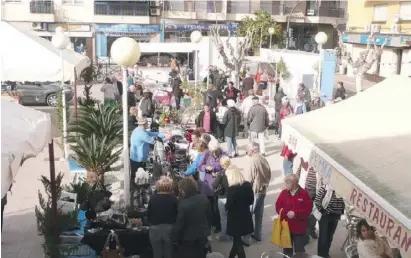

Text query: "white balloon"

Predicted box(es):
[111, 37, 141, 66]
[190, 30, 202, 44]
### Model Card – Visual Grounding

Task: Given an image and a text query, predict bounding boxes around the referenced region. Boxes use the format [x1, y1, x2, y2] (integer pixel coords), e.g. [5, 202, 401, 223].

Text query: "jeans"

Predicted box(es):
[307, 214, 317, 234]
[252, 193, 266, 240]
[283, 233, 306, 257]
[249, 131, 266, 154]
[317, 214, 339, 257]
[225, 136, 239, 157]
[208, 196, 221, 230]
[229, 236, 246, 258]
[283, 157, 294, 176]
[175, 96, 181, 110]
[149, 224, 174, 258]
[217, 197, 230, 241]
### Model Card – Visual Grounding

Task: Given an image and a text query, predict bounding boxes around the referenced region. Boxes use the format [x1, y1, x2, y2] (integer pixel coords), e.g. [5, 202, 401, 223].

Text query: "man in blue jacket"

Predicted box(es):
[130, 117, 165, 184]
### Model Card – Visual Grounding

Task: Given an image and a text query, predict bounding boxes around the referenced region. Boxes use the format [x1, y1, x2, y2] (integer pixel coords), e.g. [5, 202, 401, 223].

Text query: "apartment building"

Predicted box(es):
[344, 0, 411, 77]
[1, 0, 346, 60]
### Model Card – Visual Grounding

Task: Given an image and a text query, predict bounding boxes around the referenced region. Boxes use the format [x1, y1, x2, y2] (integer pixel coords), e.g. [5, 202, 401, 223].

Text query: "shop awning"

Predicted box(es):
[281, 75, 411, 256]
[139, 42, 195, 53]
[0, 21, 90, 82]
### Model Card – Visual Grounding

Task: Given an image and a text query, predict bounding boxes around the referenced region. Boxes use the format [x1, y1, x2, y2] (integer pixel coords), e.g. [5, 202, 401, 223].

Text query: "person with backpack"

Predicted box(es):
[138, 89, 155, 118]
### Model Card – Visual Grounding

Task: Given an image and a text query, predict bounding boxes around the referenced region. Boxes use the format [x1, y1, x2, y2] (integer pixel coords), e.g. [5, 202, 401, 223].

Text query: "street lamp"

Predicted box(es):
[315, 31, 328, 94]
[268, 27, 275, 49]
[51, 26, 70, 160]
[190, 31, 202, 92]
[110, 37, 141, 207]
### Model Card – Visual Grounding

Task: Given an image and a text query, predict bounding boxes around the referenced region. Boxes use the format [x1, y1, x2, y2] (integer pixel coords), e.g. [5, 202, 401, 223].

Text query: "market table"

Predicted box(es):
[81, 228, 151, 257]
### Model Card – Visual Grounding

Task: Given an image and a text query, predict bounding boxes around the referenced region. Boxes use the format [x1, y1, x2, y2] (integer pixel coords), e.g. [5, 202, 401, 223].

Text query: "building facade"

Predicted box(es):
[344, 0, 411, 77]
[2, 0, 347, 61]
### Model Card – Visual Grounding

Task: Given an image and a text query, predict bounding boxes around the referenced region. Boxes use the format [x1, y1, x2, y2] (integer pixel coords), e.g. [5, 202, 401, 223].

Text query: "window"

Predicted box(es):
[5, 0, 22, 2]
[328, 0, 339, 9]
[373, 4, 388, 22]
[62, 0, 84, 4]
[400, 1, 411, 20]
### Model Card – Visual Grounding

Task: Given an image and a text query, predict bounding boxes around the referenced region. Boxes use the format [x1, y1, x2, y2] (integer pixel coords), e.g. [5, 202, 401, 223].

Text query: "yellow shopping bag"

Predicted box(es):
[271, 209, 292, 248]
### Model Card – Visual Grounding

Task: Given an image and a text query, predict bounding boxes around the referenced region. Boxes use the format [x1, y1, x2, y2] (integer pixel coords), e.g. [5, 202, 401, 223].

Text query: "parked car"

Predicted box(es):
[1, 81, 74, 107]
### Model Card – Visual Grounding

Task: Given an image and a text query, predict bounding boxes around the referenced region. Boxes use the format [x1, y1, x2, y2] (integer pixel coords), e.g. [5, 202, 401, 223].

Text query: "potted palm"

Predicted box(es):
[68, 104, 123, 186]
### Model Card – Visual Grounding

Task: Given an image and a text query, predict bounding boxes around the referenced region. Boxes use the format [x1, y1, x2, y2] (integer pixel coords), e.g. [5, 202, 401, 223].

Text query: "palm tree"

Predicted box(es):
[68, 104, 122, 144]
[68, 104, 123, 185]
[71, 134, 122, 185]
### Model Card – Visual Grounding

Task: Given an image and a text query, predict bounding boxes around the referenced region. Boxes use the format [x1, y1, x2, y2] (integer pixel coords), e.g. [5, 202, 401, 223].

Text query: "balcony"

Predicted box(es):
[94, 1, 150, 16]
[164, 0, 225, 20]
[94, 1, 150, 24]
[30, 1, 53, 14]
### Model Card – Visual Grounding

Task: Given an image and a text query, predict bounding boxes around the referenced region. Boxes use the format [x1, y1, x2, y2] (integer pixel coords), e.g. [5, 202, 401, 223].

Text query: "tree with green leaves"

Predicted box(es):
[238, 9, 284, 51]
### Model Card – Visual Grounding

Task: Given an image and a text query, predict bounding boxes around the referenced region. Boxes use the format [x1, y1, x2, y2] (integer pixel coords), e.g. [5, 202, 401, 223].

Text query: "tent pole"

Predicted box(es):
[48, 140, 59, 240]
[74, 68, 78, 120]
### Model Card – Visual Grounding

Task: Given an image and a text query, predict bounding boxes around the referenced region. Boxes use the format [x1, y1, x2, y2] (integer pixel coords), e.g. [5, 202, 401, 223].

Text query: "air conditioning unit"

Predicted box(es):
[31, 22, 45, 31]
[391, 24, 401, 33]
[371, 24, 381, 33]
[150, 8, 160, 16]
[364, 24, 372, 32]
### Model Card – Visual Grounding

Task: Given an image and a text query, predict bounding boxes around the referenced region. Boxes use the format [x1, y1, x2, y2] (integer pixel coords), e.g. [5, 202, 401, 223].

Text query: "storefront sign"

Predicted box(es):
[164, 23, 238, 32]
[48, 24, 90, 32]
[349, 187, 411, 255]
[309, 151, 333, 184]
[94, 24, 160, 34]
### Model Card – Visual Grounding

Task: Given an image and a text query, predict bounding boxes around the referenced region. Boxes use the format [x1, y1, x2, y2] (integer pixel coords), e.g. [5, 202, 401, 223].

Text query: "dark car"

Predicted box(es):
[1, 81, 74, 107]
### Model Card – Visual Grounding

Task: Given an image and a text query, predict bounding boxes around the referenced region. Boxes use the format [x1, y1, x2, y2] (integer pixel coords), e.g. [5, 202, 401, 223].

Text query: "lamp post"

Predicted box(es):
[268, 27, 275, 49]
[190, 31, 202, 92]
[110, 37, 141, 207]
[51, 26, 70, 160]
[315, 31, 328, 94]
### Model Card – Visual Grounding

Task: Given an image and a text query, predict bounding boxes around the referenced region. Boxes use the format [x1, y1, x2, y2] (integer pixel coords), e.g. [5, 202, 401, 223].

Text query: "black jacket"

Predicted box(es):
[195, 111, 217, 134]
[212, 172, 229, 197]
[334, 87, 347, 100]
[116, 81, 123, 96]
[222, 107, 241, 137]
[274, 92, 286, 112]
[173, 194, 212, 243]
[128, 91, 136, 108]
[224, 87, 240, 102]
[204, 90, 223, 109]
[226, 182, 254, 237]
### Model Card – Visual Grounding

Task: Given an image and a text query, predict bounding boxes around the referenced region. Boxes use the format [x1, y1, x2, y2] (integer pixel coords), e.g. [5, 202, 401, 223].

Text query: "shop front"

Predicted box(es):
[281, 76, 411, 257]
[163, 23, 238, 42]
[95, 24, 160, 59]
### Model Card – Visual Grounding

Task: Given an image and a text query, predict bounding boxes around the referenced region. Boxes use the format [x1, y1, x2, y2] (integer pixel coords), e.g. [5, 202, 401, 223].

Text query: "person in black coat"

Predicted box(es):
[224, 82, 241, 102]
[222, 99, 241, 157]
[204, 84, 224, 110]
[195, 104, 217, 135]
[225, 167, 254, 258]
[173, 177, 212, 258]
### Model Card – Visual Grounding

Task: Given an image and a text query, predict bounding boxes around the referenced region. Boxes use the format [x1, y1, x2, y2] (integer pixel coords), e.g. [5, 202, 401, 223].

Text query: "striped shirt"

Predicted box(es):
[314, 185, 345, 215]
[296, 164, 317, 197]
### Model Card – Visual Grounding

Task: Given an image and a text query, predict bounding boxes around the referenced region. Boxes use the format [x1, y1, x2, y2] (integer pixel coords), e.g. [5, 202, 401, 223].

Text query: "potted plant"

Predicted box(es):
[35, 173, 79, 258]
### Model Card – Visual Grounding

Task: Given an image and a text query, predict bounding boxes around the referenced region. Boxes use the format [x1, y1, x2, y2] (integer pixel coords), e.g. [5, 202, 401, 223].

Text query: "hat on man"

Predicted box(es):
[137, 117, 147, 125]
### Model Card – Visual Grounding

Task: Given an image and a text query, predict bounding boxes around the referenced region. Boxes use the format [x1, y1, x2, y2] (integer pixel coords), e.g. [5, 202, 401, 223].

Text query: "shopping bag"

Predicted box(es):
[280, 219, 292, 248]
[271, 209, 282, 246]
[271, 209, 292, 248]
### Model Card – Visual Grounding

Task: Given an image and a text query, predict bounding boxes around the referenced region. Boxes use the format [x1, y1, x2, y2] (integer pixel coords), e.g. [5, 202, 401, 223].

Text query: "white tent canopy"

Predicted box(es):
[0, 21, 90, 82]
[1, 100, 52, 197]
[281, 75, 411, 257]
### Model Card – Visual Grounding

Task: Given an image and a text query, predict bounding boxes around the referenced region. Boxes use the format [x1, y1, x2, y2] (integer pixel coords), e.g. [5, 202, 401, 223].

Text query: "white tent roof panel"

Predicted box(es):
[0, 21, 90, 82]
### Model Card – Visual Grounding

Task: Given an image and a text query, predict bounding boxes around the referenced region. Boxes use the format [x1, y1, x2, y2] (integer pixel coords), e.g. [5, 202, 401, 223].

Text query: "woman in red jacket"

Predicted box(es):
[278, 97, 293, 139]
[275, 174, 312, 257]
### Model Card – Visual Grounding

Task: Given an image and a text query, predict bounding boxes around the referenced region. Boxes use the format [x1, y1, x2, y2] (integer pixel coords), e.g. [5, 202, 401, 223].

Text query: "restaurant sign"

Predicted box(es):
[349, 187, 411, 256]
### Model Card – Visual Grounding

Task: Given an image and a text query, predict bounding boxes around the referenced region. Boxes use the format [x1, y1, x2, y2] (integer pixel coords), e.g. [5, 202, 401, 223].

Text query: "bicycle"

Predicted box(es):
[341, 206, 363, 251]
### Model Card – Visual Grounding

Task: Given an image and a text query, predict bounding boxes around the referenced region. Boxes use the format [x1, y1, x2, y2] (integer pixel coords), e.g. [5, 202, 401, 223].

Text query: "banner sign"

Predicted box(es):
[349, 187, 411, 256]
[164, 23, 238, 32]
[94, 24, 160, 33]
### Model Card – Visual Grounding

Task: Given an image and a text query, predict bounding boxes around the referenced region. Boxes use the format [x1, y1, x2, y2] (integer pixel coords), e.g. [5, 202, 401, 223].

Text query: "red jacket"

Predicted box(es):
[280, 145, 296, 160]
[275, 187, 312, 235]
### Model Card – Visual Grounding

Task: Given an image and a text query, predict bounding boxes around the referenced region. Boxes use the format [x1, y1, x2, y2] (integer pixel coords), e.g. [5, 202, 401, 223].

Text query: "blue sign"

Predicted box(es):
[94, 24, 160, 33]
[164, 23, 238, 32]
[320, 50, 336, 101]
[342, 34, 393, 46]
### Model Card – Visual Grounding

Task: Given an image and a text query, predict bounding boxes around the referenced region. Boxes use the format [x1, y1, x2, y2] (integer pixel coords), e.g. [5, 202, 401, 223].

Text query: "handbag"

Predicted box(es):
[271, 209, 292, 248]
[101, 230, 125, 258]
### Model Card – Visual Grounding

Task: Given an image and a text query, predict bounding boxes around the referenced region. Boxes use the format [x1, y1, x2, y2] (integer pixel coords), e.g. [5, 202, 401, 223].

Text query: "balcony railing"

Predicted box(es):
[30, 1, 53, 14]
[193, 1, 222, 13]
[310, 7, 346, 18]
[94, 1, 150, 16]
[164, 0, 223, 13]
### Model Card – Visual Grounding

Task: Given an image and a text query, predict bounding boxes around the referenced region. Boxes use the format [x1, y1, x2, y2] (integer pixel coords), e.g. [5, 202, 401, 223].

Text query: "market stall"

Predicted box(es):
[281, 75, 411, 257]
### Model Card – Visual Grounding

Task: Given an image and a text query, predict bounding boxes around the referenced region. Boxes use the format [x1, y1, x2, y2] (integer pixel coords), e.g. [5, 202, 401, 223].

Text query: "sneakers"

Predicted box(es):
[310, 231, 318, 239]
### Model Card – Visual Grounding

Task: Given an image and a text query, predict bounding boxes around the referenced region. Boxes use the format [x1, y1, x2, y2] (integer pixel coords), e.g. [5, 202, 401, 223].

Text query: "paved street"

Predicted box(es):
[1, 134, 349, 258]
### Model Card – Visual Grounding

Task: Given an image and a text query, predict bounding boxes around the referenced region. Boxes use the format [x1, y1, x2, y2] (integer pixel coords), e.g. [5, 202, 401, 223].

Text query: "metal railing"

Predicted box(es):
[30, 1, 53, 14]
[94, 1, 150, 16]
[164, 0, 223, 13]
